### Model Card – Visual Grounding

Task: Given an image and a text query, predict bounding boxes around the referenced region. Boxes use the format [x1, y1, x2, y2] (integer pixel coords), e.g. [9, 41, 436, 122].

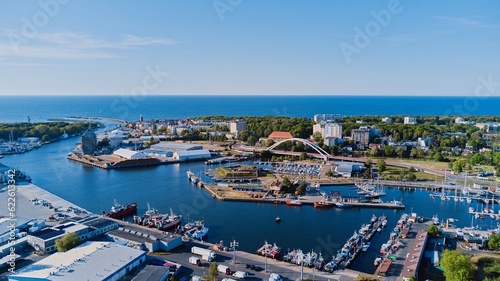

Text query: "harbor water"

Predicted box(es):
[2, 135, 498, 274]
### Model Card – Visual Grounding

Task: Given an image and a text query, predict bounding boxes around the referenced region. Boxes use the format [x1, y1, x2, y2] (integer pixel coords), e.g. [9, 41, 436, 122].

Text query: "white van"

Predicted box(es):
[217, 264, 231, 275]
[189, 256, 201, 266]
[232, 271, 247, 279]
[191, 276, 202, 281]
[269, 273, 282, 281]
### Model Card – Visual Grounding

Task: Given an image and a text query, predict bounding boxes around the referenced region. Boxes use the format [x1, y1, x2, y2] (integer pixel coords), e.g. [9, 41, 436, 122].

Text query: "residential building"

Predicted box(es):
[313, 114, 342, 123]
[324, 123, 342, 138]
[351, 127, 370, 146]
[417, 137, 433, 148]
[230, 120, 247, 136]
[382, 117, 392, 123]
[404, 117, 417, 125]
[313, 122, 342, 139]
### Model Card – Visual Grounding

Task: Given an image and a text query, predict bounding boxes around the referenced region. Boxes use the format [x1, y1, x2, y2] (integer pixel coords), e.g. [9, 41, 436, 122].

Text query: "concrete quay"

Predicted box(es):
[0, 183, 91, 226]
[161, 239, 367, 281]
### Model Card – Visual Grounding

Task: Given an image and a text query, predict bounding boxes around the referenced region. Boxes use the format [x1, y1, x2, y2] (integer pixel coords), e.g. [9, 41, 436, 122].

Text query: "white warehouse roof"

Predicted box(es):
[151, 142, 203, 152]
[173, 149, 211, 161]
[8, 241, 146, 281]
[113, 148, 147, 159]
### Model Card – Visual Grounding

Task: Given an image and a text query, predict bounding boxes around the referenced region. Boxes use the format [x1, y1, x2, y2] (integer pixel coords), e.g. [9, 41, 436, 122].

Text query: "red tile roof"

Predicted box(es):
[268, 131, 293, 139]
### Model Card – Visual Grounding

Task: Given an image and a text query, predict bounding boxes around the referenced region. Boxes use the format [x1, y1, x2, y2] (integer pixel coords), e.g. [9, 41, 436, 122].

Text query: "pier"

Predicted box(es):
[186, 171, 406, 209]
[67, 153, 179, 169]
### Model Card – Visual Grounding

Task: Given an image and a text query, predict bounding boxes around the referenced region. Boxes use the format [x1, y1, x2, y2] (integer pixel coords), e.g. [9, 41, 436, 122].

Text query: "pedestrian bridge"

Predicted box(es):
[266, 138, 332, 161]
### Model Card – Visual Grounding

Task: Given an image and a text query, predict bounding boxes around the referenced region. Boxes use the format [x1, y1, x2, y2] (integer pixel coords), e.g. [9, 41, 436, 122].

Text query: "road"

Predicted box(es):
[160, 240, 361, 281]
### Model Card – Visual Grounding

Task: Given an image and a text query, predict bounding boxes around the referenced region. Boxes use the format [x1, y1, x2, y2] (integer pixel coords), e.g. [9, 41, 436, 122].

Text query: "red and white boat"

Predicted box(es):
[257, 241, 281, 259]
[313, 201, 334, 208]
[286, 200, 303, 206]
[104, 200, 137, 219]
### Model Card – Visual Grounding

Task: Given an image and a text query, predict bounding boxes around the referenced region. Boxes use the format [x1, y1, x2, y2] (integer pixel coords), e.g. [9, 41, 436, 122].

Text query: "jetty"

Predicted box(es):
[68, 153, 179, 169]
[186, 171, 405, 209]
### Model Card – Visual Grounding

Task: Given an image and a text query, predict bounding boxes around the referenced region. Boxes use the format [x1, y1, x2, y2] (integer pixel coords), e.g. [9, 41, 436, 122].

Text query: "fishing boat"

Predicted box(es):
[286, 200, 303, 206]
[362, 242, 370, 252]
[335, 202, 352, 208]
[104, 200, 137, 219]
[191, 226, 209, 240]
[313, 201, 334, 208]
[257, 241, 281, 259]
[313, 252, 324, 270]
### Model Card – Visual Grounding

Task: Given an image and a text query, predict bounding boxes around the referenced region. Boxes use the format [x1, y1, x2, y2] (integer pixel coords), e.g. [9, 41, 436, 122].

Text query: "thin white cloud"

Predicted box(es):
[0, 30, 177, 60]
[435, 16, 498, 29]
[0, 62, 56, 66]
[0, 43, 119, 60]
[122, 35, 178, 47]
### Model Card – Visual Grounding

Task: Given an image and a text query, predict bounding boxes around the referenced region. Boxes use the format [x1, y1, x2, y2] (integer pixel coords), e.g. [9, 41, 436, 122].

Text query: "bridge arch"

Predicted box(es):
[266, 138, 331, 160]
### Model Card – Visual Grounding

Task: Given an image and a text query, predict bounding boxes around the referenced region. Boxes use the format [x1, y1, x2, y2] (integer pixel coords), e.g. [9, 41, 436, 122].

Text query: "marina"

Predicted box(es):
[2, 133, 500, 278]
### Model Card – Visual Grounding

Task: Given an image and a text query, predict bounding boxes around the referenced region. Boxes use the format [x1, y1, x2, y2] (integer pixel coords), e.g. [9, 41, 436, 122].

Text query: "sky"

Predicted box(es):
[0, 0, 499, 96]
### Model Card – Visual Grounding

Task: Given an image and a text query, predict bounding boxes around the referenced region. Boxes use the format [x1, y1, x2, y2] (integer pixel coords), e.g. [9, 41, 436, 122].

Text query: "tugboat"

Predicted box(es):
[104, 200, 137, 219]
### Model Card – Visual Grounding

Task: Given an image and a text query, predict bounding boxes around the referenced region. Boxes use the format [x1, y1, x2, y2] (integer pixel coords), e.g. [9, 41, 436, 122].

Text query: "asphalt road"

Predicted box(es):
[160, 240, 358, 281]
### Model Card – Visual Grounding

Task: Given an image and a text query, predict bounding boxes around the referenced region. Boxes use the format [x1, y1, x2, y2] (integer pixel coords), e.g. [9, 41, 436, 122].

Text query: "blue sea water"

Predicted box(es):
[0, 95, 499, 123]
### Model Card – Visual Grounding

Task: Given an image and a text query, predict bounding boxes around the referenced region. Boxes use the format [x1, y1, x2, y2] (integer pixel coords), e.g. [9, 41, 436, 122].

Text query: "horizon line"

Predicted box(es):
[0, 94, 496, 97]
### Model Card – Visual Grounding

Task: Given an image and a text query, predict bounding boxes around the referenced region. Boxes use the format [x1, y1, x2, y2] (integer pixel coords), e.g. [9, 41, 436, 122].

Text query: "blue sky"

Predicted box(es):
[1, 0, 499, 96]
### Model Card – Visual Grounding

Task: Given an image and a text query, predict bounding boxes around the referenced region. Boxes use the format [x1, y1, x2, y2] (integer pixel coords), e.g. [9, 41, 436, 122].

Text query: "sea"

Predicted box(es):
[1, 95, 500, 123]
[1, 95, 500, 274]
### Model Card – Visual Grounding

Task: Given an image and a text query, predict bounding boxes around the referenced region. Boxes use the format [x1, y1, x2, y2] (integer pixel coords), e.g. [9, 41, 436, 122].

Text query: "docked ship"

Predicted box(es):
[133, 206, 182, 232]
[286, 200, 303, 206]
[104, 200, 137, 219]
[191, 226, 209, 240]
[313, 201, 334, 208]
[257, 241, 281, 259]
[151, 209, 182, 231]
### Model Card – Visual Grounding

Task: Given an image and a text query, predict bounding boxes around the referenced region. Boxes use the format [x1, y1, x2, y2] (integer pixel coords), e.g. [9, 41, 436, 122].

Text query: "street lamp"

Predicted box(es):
[230, 239, 239, 264]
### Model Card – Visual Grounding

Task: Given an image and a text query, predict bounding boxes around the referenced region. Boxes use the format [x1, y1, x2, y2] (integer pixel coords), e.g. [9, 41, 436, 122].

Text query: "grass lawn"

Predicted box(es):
[380, 166, 444, 181]
[474, 256, 500, 281]
[384, 158, 451, 171]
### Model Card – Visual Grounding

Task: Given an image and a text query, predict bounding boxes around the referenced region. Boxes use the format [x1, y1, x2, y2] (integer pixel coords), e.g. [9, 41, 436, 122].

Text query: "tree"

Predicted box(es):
[377, 159, 386, 173]
[208, 262, 219, 281]
[296, 181, 308, 195]
[440, 250, 475, 281]
[299, 152, 307, 161]
[41, 134, 51, 142]
[433, 152, 445, 162]
[427, 224, 441, 237]
[488, 233, 500, 251]
[246, 135, 258, 146]
[469, 153, 485, 166]
[326, 170, 334, 177]
[453, 160, 466, 173]
[55, 232, 81, 252]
